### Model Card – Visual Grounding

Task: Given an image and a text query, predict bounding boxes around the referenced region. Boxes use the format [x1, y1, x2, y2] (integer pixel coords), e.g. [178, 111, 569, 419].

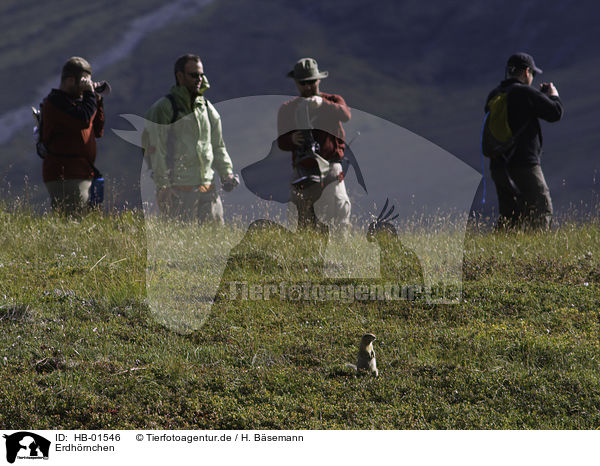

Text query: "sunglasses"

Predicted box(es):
[186, 72, 205, 80]
[298, 79, 317, 85]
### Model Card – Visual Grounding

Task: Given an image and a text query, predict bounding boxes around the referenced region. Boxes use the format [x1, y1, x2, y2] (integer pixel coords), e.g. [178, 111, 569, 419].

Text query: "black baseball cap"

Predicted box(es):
[507, 52, 543, 75]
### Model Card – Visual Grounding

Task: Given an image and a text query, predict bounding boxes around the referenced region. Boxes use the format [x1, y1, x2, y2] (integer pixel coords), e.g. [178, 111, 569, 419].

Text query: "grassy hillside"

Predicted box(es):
[0, 207, 598, 429]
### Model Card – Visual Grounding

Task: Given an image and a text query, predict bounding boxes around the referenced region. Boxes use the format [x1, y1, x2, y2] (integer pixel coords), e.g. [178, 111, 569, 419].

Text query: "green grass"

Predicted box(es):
[0, 206, 599, 429]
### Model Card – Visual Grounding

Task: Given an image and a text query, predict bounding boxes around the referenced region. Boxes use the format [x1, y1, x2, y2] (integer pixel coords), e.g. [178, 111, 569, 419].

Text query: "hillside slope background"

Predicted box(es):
[1, 0, 599, 218]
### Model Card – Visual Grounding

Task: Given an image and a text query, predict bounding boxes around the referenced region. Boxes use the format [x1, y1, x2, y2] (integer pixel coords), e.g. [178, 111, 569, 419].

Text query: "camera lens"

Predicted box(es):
[94, 80, 111, 95]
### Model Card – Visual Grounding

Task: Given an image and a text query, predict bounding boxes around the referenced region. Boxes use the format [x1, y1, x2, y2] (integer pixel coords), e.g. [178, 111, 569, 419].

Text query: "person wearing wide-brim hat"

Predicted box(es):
[277, 58, 352, 231]
[286, 57, 329, 82]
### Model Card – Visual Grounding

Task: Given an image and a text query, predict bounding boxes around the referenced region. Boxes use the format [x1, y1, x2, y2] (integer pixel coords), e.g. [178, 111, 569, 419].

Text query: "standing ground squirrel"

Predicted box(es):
[355, 333, 378, 377]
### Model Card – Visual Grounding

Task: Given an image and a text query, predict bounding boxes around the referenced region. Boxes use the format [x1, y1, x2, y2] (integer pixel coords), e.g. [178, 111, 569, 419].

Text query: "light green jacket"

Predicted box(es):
[143, 85, 233, 189]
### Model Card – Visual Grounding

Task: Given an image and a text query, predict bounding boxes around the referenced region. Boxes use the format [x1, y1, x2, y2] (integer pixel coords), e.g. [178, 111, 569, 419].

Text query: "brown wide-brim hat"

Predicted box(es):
[286, 57, 329, 81]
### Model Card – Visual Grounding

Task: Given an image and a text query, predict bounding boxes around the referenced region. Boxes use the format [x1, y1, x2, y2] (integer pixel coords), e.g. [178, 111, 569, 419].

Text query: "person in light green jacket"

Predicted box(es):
[143, 53, 238, 222]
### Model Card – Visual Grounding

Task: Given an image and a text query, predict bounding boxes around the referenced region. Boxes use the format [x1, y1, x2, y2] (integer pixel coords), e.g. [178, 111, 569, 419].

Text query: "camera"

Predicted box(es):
[292, 130, 323, 188]
[93, 80, 112, 95]
[221, 174, 240, 192]
[540, 83, 550, 94]
[294, 130, 320, 158]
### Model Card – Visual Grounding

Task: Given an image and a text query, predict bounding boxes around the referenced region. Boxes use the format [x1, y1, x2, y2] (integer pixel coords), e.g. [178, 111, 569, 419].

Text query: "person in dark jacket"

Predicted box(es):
[41, 56, 104, 215]
[277, 58, 351, 230]
[486, 52, 563, 230]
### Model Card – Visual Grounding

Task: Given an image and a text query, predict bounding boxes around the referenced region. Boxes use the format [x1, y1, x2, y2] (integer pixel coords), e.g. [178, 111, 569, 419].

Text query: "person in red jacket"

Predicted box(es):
[277, 58, 351, 230]
[41, 56, 104, 215]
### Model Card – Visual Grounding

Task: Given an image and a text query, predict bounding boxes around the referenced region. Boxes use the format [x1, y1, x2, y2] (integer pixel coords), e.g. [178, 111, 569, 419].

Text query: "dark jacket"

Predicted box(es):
[485, 78, 562, 168]
[277, 92, 351, 164]
[41, 89, 104, 181]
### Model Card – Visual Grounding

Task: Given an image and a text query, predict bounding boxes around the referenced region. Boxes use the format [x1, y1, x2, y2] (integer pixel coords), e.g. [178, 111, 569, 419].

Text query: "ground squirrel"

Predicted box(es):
[347, 333, 378, 376]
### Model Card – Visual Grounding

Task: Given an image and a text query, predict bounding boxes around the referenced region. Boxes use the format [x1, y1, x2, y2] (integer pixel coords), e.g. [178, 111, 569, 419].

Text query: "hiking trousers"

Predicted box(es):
[290, 162, 351, 230]
[491, 163, 553, 231]
[45, 179, 92, 216]
[158, 186, 224, 224]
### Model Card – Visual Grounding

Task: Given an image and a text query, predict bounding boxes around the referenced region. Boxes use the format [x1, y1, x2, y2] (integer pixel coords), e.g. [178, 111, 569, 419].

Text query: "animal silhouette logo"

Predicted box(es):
[113, 95, 481, 333]
[241, 139, 367, 204]
[367, 199, 424, 288]
[3, 432, 51, 464]
[367, 198, 399, 239]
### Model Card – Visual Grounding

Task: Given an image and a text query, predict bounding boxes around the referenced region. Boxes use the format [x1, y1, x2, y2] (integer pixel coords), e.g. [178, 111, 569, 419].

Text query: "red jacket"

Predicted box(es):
[277, 92, 350, 165]
[41, 89, 104, 181]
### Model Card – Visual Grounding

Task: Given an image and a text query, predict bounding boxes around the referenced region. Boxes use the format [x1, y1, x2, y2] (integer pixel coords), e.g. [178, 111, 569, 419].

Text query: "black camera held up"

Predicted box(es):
[540, 83, 551, 94]
[291, 130, 328, 189]
[93, 80, 111, 95]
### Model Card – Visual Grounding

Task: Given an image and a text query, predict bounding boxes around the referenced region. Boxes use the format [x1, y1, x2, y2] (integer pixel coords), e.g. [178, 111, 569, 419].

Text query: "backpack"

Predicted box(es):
[31, 104, 49, 158]
[142, 94, 180, 172]
[481, 87, 530, 160]
[146, 94, 215, 182]
[164, 94, 180, 178]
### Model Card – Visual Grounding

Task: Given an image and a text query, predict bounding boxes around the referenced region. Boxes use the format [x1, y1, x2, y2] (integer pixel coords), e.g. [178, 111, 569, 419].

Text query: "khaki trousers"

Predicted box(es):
[291, 162, 351, 230]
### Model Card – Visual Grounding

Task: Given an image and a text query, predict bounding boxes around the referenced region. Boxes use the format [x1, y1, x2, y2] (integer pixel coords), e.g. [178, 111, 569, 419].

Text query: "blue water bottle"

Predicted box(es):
[89, 169, 104, 207]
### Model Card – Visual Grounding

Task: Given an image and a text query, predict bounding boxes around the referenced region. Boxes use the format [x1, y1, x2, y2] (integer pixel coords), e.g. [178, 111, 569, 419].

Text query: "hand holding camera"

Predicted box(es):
[540, 82, 558, 97]
[306, 95, 323, 111]
[79, 77, 112, 96]
[79, 75, 94, 93]
[221, 174, 240, 192]
[93, 80, 112, 96]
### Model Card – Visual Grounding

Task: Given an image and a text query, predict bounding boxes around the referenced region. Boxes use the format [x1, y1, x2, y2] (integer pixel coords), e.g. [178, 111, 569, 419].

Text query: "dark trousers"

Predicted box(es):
[158, 187, 224, 224]
[45, 179, 91, 216]
[491, 163, 553, 231]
